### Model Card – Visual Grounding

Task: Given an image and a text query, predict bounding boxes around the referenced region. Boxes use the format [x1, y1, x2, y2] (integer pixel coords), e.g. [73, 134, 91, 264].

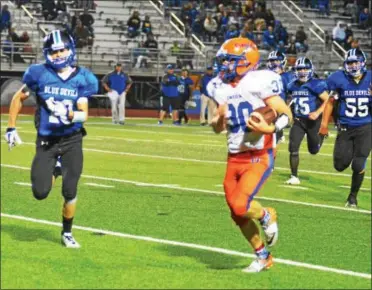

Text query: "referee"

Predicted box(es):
[158, 64, 180, 125]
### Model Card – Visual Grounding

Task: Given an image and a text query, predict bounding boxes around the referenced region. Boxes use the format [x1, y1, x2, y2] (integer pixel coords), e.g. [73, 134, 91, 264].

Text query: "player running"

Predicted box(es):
[320, 48, 371, 207]
[285, 57, 329, 185]
[4, 30, 98, 248]
[211, 38, 293, 272]
[266, 50, 294, 144]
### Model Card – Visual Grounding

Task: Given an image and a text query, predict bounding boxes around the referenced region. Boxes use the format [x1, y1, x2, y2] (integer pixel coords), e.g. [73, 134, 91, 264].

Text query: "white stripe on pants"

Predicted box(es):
[108, 90, 126, 122]
[200, 94, 216, 124]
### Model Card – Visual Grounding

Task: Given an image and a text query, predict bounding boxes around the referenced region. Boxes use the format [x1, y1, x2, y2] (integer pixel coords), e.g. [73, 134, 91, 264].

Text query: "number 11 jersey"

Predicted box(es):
[23, 64, 98, 137]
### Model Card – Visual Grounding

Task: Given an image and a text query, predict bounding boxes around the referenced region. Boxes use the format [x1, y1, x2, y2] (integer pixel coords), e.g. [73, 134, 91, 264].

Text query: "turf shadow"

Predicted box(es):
[1, 223, 60, 245]
[160, 245, 245, 270]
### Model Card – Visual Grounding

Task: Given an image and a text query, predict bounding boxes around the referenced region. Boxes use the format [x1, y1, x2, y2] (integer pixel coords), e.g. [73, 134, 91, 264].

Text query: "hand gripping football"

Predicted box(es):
[251, 106, 278, 124]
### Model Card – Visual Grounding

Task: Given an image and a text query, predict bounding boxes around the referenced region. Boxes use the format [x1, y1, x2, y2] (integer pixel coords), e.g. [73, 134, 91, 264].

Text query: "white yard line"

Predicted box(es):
[1, 213, 370, 280]
[2, 164, 371, 215]
[14, 182, 31, 187]
[85, 183, 114, 188]
[339, 186, 370, 192]
[279, 185, 310, 190]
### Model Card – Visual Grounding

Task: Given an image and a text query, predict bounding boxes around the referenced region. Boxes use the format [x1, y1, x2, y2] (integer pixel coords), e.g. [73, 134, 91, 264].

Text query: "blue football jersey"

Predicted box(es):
[178, 77, 194, 97]
[327, 70, 371, 127]
[23, 64, 98, 137]
[288, 78, 328, 118]
[279, 71, 294, 102]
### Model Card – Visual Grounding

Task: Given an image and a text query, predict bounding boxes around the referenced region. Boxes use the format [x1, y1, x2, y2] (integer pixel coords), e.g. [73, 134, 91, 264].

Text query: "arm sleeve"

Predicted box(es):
[101, 72, 111, 86]
[81, 70, 99, 98]
[313, 80, 328, 95]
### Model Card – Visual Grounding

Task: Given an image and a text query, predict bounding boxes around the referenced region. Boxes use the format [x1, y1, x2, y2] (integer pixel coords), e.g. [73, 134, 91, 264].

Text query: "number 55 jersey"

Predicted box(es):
[327, 70, 371, 127]
[214, 70, 283, 153]
[23, 63, 99, 137]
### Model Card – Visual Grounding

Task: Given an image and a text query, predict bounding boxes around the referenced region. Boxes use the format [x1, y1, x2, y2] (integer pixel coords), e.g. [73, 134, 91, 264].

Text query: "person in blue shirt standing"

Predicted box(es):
[286, 57, 329, 185]
[178, 68, 194, 124]
[266, 50, 294, 144]
[197, 66, 215, 126]
[4, 30, 98, 248]
[102, 63, 133, 125]
[159, 64, 180, 125]
[320, 48, 371, 207]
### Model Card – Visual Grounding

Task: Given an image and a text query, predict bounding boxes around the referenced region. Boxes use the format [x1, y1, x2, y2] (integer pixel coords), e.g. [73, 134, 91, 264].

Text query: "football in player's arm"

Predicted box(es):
[4, 30, 99, 247]
[285, 57, 329, 186]
[319, 48, 371, 208]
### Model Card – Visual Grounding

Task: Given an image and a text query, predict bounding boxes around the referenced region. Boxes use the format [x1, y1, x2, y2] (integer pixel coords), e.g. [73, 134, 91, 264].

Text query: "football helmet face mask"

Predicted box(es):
[43, 30, 76, 70]
[216, 38, 260, 82]
[294, 57, 314, 82]
[267, 50, 287, 73]
[344, 48, 367, 77]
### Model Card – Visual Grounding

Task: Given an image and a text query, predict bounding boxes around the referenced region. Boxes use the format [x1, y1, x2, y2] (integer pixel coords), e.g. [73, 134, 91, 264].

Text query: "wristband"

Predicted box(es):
[72, 111, 87, 123]
[274, 114, 290, 132]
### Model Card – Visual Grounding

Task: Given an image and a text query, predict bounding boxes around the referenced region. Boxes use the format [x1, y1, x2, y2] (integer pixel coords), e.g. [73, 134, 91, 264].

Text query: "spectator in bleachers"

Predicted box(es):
[71, 11, 80, 31]
[133, 41, 149, 68]
[344, 35, 354, 50]
[3, 34, 25, 63]
[19, 31, 33, 54]
[224, 23, 239, 40]
[180, 41, 194, 70]
[252, 5, 266, 23]
[170, 40, 182, 68]
[220, 10, 229, 34]
[286, 35, 297, 55]
[343, 0, 359, 23]
[74, 19, 93, 49]
[317, 0, 330, 16]
[9, 27, 20, 42]
[265, 9, 275, 27]
[42, 0, 57, 20]
[274, 20, 288, 45]
[79, 8, 94, 36]
[180, 3, 192, 26]
[240, 21, 255, 41]
[242, 0, 255, 18]
[277, 40, 286, 54]
[359, 7, 372, 29]
[295, 25, 308, 52]
[332, 21, 346, 45]
[345, 23, 353, 40]
[0, 4, 11, 33]
[75, 0, 95, 10]
[144, 33, 158, 62]
[142, 15, 152, 35]
[204, 14, 218, 42]
[262, 25, 276, 50]
[127, 10, 141, 38]
[189, 1, 199, 24]
[191, 16, 204, 39]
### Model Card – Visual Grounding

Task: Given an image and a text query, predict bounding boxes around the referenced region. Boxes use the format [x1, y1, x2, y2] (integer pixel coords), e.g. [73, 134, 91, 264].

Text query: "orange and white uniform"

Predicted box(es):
[214, 69, 283, 224]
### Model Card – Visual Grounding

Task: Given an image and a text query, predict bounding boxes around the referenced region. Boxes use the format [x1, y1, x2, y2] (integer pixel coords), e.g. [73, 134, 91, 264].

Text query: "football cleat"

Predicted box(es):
[61, 233, 81, 248]
[285, 175, 301, 185]
[262, 207, 279, 247]
[242, 254, 273, 273]
[345, 195, 358, 208]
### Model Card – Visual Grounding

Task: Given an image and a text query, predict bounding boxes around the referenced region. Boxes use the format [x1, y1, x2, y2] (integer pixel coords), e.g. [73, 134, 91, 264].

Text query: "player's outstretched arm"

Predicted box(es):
[8, 85, 30, 128]
[68, 98, 89, 122]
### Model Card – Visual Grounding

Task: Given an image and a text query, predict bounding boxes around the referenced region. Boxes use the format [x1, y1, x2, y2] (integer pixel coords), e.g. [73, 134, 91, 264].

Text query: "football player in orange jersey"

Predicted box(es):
[211, 38, 293, 272]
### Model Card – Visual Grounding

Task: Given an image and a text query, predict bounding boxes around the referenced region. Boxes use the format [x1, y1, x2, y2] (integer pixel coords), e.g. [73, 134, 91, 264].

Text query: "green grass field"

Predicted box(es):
[1, 115, 371, 289]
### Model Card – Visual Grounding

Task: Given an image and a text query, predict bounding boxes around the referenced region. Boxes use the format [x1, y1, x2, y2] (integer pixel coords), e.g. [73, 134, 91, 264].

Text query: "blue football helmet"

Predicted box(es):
[294, 57, 314, 82]
[267, 50, 287, 72]
[43, 30, 76, 70]
[344, 48, 367, 77]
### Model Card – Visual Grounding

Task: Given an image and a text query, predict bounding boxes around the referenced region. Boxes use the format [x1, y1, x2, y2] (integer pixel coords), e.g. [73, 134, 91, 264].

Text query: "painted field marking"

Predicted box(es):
[339, 186, 370, 192]
[215, 184, 223, 187]
[1, 213, 370, 280]
[1, 140, 370, 179]
[85, 183, 114, 188]
[279, 185, 310, 190]
[2, 164, 371, 215]
[14, 182, 31, 187]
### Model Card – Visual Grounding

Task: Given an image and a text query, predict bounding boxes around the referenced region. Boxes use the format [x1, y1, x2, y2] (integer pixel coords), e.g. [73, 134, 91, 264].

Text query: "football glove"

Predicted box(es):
[45, 97, 69, 117]
[4, 128, 22, 151]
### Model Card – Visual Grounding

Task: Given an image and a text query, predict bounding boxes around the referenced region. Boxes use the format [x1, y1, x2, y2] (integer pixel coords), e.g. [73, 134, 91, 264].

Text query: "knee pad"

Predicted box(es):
[352, 158, 367, 174]
[308, 147, 320, 155]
